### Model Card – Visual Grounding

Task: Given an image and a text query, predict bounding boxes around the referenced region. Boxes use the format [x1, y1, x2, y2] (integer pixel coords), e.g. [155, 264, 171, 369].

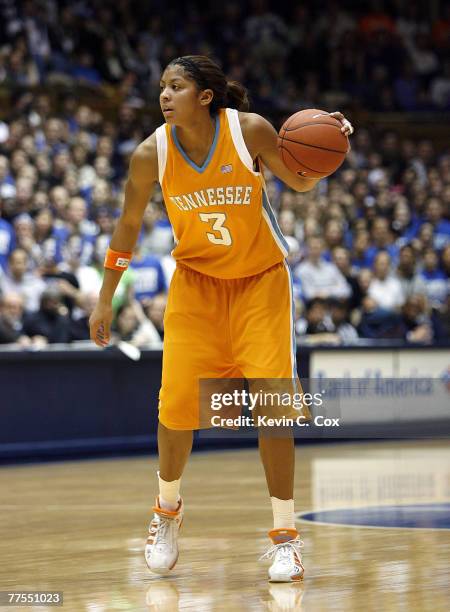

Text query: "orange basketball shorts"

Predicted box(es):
[158, 261, 300, 430]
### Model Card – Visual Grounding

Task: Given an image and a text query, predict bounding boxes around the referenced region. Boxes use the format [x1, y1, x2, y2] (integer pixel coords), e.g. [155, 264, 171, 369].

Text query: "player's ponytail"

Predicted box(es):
[225, 80, 250, 112]
[169, 55, 250, 114]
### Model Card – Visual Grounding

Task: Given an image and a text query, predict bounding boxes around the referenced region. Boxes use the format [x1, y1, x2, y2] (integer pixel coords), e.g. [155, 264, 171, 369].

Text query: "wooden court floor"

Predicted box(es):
[0, 440, 449, 611]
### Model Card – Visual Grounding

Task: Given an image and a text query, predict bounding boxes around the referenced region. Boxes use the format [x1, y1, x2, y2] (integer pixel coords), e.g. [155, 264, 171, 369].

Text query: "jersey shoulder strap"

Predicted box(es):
[155, 124, 168, 184]
[225, 108, 256, 173]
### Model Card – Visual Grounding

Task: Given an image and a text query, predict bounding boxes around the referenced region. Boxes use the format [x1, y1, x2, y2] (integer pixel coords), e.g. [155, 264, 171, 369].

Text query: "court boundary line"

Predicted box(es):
[296, 502, 450, 531]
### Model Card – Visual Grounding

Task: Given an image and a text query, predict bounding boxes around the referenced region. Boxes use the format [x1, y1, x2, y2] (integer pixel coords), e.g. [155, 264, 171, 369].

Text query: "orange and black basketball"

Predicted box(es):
[278, 108, 349, 178]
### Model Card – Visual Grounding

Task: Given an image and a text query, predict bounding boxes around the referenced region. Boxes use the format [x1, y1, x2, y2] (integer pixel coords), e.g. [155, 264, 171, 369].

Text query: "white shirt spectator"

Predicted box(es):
[75, 265, 102, 294]
[295, 260, 351, 301]
[0, 273, 46, 312]
[431, 72, 450, 109]
[368, 276, 405, 311]
[397, 273, 427, 302]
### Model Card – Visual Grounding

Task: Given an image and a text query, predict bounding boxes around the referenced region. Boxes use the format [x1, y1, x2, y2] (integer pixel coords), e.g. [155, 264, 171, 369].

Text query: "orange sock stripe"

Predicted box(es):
[104, 247, 132, 271]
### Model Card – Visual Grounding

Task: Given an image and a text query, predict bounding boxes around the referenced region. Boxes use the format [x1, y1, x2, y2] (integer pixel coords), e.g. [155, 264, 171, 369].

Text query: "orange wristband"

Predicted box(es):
[104, 247, 132, 271]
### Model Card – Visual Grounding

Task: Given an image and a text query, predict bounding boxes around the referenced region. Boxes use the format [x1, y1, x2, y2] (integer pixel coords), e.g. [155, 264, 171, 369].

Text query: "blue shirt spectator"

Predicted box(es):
[0, 218, 15, 271]
[421, 198, 450, 250]
[420, 249, 448, 308]
[130, 254, 166, 304]
[365, 218, 400, 267]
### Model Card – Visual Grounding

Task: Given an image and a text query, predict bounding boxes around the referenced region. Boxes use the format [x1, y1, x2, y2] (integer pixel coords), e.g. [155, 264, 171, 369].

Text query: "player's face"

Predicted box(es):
[159, 66, 202, 125]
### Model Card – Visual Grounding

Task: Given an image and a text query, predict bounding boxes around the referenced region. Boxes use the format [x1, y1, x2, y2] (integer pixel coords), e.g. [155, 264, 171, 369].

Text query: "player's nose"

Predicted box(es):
[160, 88, 170, 101]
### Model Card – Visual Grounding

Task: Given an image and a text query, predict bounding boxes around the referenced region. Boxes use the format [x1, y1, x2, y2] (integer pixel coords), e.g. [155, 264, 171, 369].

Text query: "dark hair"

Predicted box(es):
[168, 55, 249, 114]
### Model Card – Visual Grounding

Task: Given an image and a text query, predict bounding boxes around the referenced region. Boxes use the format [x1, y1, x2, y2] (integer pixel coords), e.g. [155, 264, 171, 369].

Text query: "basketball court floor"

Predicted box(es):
[1, 440, 449, 611]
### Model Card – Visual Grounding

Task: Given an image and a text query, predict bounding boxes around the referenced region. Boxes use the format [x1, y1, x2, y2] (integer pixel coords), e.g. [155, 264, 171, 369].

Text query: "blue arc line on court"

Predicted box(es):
[297, 503, 450, 530]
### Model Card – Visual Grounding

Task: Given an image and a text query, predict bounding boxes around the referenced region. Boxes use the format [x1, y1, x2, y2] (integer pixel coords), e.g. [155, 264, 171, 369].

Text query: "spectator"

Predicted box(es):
[328, 299, 359, 345]
[400, 295, 433, 344]
[420, 248, 448, 309]
[139, 202, 174, 256]
[366, 217, 399, 267]
[392, 200, 420, 245]
[129, 247, 166, 306]
[353, 268, 372, 317]
[442, 244, 450, 277]
[145, 293, 167, 341]
[0, 248, 46, 312]
[60, 234, 97, 289]
[278, 210, 297, 238]
[351, 230, 372, 270]
[323, 219, 345, 258]
[396, 244, 427, 301]
[368, 251, 404, 312]
[332, 246, 360, 309]
[0, 292, 31, 346]
[94, 207, 115, 243]
[23, 286, 71, 344]
[33, 208, 62, 264]
[70, 291, 98, 341]
[0, 201, 15, 270]
[39, 253, 81, 314]
[13, 213, 40, 266]
[430, 59, 450, 109]
[296, 297, 334, 337]
[358, 290, 402, 340]
[422, 197, 450, 249]
[112, 300, 162, 349]
[412, 222, 435, 255]
[61, 196, 97, 244]
[295, 236, 351, 302]
[394, 61, 419, 111]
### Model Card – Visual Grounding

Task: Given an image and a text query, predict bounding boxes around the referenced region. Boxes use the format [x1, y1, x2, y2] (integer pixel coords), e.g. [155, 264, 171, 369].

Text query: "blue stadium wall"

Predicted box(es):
[0, 345, 449, 462]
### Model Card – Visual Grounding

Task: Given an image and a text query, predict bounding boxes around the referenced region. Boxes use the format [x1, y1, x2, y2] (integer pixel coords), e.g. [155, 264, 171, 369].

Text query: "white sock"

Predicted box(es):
[271, 497, 295, 530]
[157, 470, 181, 511]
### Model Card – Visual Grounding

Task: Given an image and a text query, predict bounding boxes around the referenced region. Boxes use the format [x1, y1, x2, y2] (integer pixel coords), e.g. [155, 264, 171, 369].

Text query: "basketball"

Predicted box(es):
[278, 108, 350, 178]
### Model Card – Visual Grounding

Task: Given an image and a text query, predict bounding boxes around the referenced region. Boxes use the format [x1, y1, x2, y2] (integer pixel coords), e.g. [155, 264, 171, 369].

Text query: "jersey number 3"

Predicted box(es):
[199, 212, 232, 246]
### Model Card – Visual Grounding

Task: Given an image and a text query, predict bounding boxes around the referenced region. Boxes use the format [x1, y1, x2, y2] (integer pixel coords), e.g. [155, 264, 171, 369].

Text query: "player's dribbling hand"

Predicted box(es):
[89, 301, 113, 348]
[328, 111, 354, 136]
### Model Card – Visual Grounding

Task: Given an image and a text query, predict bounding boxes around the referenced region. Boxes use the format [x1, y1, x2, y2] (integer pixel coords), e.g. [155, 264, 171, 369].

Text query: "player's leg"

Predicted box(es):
[145, 425, 193, 574]
[146, 265, 234, 575]
[158, 423, 193, 485]
[258, 432, 294, 503]
[232, 262, 304, 581]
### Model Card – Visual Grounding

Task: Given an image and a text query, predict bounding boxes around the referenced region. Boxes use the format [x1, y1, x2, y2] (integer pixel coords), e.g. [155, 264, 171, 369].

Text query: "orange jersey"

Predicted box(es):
[155, 108, 288, 279]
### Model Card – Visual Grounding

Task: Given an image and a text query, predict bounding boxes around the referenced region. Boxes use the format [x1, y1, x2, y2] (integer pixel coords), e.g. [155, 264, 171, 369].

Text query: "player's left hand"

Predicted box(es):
[329, 111, 354, 136]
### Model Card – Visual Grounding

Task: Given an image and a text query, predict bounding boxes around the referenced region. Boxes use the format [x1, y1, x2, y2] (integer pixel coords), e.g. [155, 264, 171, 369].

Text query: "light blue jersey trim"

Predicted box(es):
[171, 116, 219, 173]
[262, 190, 290, 254]
[284, 261, 299, 391]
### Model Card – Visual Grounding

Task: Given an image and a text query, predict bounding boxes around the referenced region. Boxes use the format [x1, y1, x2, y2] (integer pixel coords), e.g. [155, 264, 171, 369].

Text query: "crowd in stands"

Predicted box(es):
[0, 0, 449, 349]
[0, 0, 449, 112]
[0, 89, 448, 349]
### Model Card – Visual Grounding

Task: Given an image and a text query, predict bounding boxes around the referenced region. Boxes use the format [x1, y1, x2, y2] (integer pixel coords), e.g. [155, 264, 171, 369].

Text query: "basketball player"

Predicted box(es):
[89, 56, 353, 582]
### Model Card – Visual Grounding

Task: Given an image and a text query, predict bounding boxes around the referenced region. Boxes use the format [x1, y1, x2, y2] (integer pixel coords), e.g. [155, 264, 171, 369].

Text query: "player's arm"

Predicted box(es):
[89, 134, 159, 347]
[240, 112, 318, 192]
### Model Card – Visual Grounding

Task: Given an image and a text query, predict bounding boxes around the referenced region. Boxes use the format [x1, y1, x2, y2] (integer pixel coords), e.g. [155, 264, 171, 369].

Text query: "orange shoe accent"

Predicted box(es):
[152, 496, 182, 518]
[268, 528, 299, 544]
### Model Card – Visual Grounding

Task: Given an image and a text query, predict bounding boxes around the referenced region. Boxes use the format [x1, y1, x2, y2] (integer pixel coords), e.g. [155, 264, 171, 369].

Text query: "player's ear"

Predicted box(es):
[199, 89, 213, 106]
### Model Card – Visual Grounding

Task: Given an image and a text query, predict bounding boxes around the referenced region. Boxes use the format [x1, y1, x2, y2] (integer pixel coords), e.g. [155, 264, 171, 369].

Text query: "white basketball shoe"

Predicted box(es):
[260, 528, 304, 582]
[145, 496, 184, 575]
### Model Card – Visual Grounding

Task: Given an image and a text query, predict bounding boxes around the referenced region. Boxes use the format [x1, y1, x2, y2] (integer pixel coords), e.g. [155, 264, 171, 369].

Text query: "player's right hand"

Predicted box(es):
[89, 301, 113, 347]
